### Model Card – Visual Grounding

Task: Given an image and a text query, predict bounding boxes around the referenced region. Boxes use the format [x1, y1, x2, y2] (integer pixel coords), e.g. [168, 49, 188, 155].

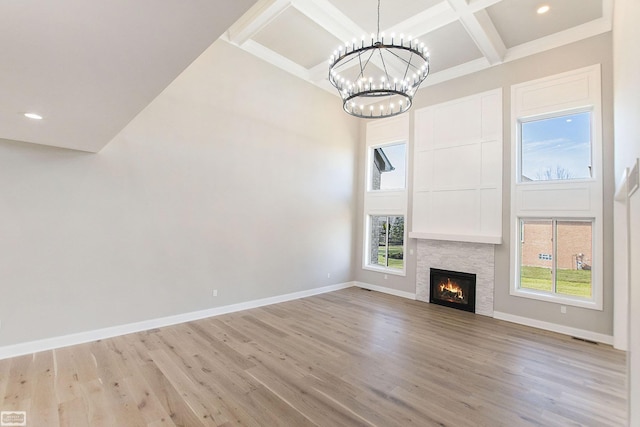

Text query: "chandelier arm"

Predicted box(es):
[384, 48, 422, 70]
[333, 53, 362, 69]
[377, 47, 392, 84]
[403, 52, 415, 82]
[358, 48, 377, 78]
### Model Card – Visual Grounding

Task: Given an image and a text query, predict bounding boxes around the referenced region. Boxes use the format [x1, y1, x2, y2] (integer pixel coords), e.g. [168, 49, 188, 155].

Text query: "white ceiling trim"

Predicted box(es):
[226, 0, 291, 46]
[466, 0, 506, 14]
[385, 3, 458, 40]
[309, 61, 331, 84]
[467, 10, 507, 64]
[601, 0, 614, 27]
[292, 0, 365, 43]
[447, 0, 506, 65]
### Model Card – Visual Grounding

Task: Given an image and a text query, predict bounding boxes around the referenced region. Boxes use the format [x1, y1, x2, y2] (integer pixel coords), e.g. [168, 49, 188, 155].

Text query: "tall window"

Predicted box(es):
[364, 116, 409, 276]
[511, 65, 602, 310]
[368, 215, 404, 270]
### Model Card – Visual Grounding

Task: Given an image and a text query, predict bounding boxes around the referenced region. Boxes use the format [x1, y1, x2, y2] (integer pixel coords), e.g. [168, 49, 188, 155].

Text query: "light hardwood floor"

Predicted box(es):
[0, 288, 627, 426]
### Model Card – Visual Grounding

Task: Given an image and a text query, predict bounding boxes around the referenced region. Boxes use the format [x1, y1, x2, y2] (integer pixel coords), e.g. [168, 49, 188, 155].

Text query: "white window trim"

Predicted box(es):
[517, 107, 595, 184]
[510, 65, 603, 310]
[363, 213, 407, 276]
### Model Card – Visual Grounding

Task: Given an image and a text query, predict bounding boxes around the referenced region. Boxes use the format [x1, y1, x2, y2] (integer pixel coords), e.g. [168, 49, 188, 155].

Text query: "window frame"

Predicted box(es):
[364, 213, 406, 276]
[515, 217, 596, 307]
[517, 108, 595, 184]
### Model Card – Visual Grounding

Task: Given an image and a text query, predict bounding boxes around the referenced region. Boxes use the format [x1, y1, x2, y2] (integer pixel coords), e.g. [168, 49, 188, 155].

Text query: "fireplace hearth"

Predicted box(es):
[430, 268, 476, 313]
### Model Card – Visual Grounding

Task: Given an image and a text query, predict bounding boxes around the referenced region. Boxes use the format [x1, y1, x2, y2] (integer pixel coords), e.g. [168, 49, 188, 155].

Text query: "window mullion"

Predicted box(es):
[552, 219, 558, 294]
[385, 217, 390, 267]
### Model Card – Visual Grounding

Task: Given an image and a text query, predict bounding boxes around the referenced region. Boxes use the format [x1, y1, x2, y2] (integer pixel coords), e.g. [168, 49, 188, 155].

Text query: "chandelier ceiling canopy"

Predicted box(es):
[328, 0, 430, 119]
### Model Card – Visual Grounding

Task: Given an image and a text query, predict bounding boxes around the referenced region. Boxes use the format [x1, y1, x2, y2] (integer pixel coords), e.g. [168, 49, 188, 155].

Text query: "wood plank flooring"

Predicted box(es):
[0, 288, 627, 426]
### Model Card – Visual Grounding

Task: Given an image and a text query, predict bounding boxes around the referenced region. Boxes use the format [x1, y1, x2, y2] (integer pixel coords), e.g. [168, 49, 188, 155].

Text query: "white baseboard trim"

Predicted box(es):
[354, 281, 416, 300]
[493, 311, 614, 345]
[0, 282, 354, 360]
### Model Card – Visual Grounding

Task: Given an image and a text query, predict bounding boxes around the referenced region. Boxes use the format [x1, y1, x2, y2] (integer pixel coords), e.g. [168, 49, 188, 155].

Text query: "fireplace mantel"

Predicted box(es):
[409, 231, 501, 245]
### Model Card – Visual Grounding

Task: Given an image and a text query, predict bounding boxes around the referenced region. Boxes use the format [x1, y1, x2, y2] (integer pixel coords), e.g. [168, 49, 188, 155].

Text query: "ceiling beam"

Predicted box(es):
[465, 0, 504, 14]
[447, 0, 506, 65]
[292, 0, 365, 43]
[386, 2, 458, 39]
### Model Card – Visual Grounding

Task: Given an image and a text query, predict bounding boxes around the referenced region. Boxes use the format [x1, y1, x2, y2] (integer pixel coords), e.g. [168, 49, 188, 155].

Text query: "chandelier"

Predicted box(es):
[328, 0, 430, 119]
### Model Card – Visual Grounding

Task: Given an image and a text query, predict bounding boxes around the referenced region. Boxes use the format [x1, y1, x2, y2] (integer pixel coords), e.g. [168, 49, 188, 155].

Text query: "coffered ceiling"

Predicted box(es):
[223, 0, 612, 92]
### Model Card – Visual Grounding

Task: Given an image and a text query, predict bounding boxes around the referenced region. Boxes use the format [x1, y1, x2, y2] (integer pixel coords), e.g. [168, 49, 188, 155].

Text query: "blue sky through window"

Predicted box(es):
[521, 112, 591, 181]
[379, 143, 406, 190]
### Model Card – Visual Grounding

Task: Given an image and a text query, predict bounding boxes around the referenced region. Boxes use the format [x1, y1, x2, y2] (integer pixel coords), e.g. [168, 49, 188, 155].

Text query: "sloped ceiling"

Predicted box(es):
[0, 0, 257, 152]
[0, 0, 612, 152]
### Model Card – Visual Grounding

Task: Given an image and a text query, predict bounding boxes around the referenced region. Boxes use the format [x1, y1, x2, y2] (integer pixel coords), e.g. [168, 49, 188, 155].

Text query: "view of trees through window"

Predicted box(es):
[519, 219, 592, 298]
[369, 216, 404, 269]
[520, 111, 592, 182]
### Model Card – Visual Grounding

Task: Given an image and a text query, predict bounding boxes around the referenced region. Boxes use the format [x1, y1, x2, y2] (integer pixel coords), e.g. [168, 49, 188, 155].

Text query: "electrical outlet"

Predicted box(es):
[560, 305, 567, 314]
[384, 274, 388, 280]
[213, 289, 218, 297]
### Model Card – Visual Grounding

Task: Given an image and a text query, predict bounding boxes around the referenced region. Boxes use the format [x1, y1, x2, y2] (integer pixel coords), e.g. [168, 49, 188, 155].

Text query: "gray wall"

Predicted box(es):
[355, 33, 615, 335]
[0, 40, 360, 347]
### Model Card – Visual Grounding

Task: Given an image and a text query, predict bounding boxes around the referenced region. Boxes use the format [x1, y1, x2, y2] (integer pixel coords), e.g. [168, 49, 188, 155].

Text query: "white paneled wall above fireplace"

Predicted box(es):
[410, 89, 503, 244]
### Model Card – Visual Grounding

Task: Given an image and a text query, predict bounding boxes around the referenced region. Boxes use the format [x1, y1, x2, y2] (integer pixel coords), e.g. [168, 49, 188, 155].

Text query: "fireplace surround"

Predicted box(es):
[416, 239, 495, 316]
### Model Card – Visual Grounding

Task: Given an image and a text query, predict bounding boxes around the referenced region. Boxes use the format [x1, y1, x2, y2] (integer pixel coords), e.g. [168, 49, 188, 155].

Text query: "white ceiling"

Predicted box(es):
[0, 0, 257, 152]
[0, 0, 612, 153]
[223, 0, 612, 94]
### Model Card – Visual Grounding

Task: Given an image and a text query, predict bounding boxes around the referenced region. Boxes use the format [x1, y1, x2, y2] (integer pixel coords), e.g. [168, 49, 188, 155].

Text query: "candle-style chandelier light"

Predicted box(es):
[328, 0, 430, 119]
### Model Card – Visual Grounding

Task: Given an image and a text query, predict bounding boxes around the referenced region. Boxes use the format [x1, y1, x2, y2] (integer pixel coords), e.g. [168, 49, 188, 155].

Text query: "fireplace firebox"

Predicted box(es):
[429, 268, 476, 313]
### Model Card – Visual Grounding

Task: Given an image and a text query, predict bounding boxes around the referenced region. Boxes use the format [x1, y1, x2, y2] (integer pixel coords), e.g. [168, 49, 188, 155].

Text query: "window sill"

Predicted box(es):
[363, 264, 406, 277]
[510, 287, 602, 311]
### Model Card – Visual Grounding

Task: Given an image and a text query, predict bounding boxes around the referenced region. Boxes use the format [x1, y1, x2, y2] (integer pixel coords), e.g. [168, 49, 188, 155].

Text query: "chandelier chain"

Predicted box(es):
[377, 0, 381, 40]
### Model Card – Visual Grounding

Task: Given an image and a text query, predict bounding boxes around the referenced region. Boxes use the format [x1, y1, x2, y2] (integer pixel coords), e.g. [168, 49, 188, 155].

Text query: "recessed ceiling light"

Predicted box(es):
[24, 112, 43, 120]
[537, 5, 550, 14]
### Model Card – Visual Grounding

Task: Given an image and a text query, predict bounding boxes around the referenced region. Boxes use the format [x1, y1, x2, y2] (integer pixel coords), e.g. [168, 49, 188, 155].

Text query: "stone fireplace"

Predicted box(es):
[416, 239, 495, 317]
